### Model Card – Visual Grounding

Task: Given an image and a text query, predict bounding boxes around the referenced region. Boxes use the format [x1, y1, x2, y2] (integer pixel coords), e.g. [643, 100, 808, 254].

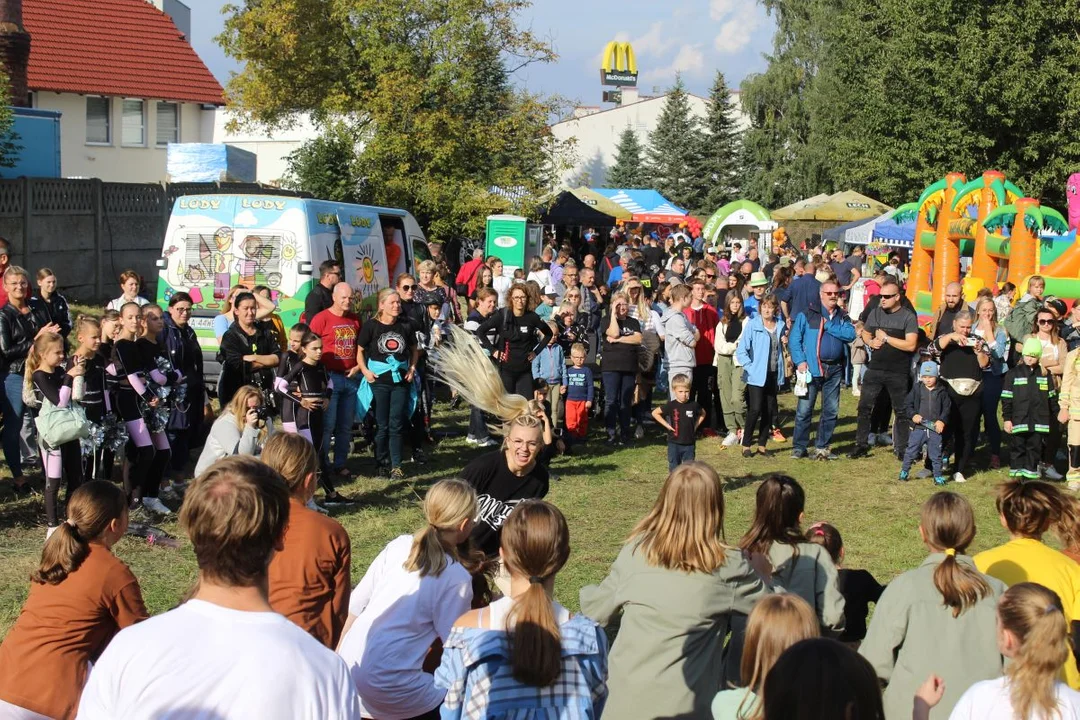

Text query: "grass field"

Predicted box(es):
[0, 388, 1026, 640]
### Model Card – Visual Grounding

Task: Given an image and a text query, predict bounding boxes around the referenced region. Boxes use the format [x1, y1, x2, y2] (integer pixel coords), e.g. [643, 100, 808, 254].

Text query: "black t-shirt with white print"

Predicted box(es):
[357, 318, 416, 385]
[460, 450, 549, 557]
[661, 399, 701, 445]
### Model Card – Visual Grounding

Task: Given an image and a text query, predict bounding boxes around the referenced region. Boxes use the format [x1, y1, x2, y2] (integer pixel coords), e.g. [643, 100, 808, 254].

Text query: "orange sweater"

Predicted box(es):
[268, 497, 351, 648]
[0, 544, 147, 719]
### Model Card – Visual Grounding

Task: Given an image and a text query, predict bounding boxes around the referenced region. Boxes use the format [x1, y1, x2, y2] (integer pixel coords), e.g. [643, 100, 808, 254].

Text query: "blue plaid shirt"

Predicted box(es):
[434, 614, 608, 719]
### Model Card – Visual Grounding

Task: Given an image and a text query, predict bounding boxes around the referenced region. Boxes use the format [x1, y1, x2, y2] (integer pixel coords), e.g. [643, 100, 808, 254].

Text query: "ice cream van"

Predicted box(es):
[155, 194, 430, 383]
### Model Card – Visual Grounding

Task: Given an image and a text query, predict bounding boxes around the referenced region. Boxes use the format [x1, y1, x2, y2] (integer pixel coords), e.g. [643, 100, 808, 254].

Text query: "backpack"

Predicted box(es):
[1002, 297, 1041, 342]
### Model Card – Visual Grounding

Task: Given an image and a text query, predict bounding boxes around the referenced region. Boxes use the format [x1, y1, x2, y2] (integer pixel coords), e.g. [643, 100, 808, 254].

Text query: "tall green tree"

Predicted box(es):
[697, 70, 743, 213]
[645, 76, 707, 211]
[606, 125, 648, 188]
[281, 123, 361, 202]
[218, 0, 571, 238]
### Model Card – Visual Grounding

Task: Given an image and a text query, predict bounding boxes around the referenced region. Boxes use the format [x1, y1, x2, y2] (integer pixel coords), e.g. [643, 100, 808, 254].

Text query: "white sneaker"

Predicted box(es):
[952, 472, 967, 484]
[476, 437, 498, 448]
[722, 432, 739, 447]
[306, 498, 329, 515]
[1041, 464, 1064, 481]
[867, 433, 877, 446]
[143, 497, 173, 516]
[852, 388, 861, 397]
[464, 435, 479, 445]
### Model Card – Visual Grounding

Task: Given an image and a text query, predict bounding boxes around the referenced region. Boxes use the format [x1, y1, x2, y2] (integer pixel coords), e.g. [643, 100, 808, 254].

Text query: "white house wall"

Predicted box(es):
[209, 110, 324, 186]
[549, 93, 748, 189]
[32, 92, 210, 182]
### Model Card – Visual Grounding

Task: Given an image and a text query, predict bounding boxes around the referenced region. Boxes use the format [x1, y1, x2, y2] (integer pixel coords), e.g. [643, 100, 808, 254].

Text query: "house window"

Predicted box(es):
[86, 96, 111, 144]
[121, 99, 146, 146]
[156, 102, 179, 146]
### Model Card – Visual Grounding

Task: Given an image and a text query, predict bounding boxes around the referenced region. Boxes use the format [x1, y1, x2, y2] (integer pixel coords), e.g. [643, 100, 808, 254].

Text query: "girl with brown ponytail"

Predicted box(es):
[0, 481, 147, 720]
[917, 583, 1080, 719]
[336, 478, 478, 719]
[975, 479, 1080, 690]
[435, 500, 608, 718]
[860, 491, 1004, 718]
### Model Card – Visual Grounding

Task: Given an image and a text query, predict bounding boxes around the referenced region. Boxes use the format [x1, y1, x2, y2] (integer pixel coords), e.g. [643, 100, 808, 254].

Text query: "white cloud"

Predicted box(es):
[709, 0, 738, 20]
[641, 43, 706, 84]
[713, 3, 764, 55]
[234, 209, 258, 227]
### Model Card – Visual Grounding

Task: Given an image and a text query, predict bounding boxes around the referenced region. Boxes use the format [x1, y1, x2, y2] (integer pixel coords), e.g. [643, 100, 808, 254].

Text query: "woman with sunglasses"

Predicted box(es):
[475, 285, 553, 398]
[1023, 307, 1068, 479]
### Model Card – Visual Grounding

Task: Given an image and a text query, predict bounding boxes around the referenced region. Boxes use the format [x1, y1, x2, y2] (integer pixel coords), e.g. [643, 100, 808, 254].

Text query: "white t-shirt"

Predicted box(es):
[337, 535, 472, 720]
[493, 276, 514, 308]
[76, 599, 360, 720]
[949, 676, 1080, 719]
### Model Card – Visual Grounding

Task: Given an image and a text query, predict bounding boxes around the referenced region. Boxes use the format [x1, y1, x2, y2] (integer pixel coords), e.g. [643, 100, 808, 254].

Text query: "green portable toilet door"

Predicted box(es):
[486, 215, 527, 274]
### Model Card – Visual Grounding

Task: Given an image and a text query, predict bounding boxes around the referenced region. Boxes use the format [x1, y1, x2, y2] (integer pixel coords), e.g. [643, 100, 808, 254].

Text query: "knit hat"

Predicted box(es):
[919, 361, 939, 378]
[1022, 337, 1044, 358]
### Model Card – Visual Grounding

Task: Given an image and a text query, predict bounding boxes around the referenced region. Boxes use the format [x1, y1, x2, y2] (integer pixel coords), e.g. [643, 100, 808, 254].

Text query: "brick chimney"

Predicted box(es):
[0, 0, 30, 107]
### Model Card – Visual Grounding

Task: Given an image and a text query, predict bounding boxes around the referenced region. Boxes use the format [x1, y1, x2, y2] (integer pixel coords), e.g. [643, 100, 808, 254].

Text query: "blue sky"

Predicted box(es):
[185, 0, 776, 104]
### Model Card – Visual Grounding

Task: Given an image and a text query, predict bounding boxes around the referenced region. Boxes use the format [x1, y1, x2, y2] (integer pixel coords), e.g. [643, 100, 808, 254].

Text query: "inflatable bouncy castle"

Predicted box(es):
[895, 171, 1080, 315]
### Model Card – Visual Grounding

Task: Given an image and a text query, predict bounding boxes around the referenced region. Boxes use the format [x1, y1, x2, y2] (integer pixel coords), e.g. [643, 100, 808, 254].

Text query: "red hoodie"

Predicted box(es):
[683, 303, 719, 365]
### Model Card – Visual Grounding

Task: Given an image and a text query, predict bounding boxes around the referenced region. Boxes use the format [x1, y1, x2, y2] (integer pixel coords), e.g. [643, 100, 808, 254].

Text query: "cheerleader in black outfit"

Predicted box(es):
[136, 305, 181, 511]
[71, 316, 109, 481]
[25, 331, 84, 537]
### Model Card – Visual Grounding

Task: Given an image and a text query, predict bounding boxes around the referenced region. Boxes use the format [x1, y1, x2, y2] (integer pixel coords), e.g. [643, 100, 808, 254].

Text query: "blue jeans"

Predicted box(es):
[602, 371, 635, 439]
[902, 426, 944, 477]
[793, 362, 843, 453]
[372, 381, 409, 470]
[667, 442, 695, 471]
[322, 371, 359, 469]
[1, 372, 24, 478]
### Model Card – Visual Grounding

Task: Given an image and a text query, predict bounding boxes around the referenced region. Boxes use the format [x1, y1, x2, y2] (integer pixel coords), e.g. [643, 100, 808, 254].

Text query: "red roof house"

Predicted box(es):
[24, 0, 223, 105]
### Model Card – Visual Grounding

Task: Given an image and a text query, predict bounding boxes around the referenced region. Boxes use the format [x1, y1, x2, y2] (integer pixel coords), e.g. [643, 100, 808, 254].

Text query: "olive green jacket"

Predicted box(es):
[580, 540, 768, 720]
[859, 553, 1005, 719]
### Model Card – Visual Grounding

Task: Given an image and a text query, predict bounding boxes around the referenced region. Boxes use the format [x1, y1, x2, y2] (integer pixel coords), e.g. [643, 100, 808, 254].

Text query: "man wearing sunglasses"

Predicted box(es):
[849, 278, 919, 460]
[790, 281, 856, 460]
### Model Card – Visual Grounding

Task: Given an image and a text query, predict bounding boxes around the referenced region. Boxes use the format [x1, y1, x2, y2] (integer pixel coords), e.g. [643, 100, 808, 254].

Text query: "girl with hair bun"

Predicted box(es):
[581, 461, 767, 719]
[916, 582, 1080, 720]
[0, 481, 147, 719]
[336, 478, 478, 719]
[436, 500, 608, 718]
[976, 479, 1080, 690]
[860, 491, 1004, 718]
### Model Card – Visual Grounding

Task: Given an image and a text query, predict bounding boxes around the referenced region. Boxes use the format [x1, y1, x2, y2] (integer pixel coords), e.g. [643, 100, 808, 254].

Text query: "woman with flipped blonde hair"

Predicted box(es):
[337, 479, 479, 719]
[580, 461, 768, 720]
[712, 593, 819, 720]
[432, 326, 551, 595]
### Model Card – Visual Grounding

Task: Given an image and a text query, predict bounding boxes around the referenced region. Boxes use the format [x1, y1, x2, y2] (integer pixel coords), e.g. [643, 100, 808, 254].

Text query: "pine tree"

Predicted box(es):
[697, 70, 743, 214]
[645, 75, 707, 211]
[606, 125, 648, 188]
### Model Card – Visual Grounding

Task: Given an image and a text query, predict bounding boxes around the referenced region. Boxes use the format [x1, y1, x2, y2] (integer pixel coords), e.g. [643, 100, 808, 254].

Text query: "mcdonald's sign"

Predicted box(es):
[600, 40, 638, 87]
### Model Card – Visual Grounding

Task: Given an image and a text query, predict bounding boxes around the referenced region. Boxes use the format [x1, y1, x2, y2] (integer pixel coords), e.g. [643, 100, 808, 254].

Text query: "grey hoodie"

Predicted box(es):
[661, 307, 697, 368]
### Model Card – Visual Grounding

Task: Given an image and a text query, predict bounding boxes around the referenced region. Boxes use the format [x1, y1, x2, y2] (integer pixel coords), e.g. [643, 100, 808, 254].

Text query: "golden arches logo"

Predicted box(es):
[601, 41, 637, 74]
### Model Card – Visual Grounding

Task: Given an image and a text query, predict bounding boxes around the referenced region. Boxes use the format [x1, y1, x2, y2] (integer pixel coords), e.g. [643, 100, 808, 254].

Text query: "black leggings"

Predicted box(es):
[743, 372, 778, 448]
[945, 386, 982, 475]
[499, 367, 534, 398]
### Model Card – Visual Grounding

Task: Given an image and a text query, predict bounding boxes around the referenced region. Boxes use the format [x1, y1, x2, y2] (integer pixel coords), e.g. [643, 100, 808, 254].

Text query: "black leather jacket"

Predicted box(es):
[0, 302, 50, 375]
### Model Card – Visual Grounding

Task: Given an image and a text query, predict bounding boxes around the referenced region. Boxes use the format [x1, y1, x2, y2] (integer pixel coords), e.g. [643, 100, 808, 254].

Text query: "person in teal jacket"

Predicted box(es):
[735, 296, 787, 456]
[789, 280, 856, 459]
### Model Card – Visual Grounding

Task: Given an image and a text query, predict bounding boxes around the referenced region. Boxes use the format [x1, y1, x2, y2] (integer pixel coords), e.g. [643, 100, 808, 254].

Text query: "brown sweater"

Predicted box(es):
[0, 544, 147, 719]
[268, 497, 351, 648]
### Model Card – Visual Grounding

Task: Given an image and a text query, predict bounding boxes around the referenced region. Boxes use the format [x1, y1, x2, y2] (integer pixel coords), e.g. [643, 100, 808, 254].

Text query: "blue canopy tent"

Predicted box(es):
[872, 216, 916, 247]
[823, 217, 871, 243]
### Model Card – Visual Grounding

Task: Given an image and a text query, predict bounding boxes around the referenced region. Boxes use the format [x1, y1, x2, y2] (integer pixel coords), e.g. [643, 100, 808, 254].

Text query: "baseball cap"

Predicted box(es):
[543, 285, 557, 297]
[919, 361, 939, 377]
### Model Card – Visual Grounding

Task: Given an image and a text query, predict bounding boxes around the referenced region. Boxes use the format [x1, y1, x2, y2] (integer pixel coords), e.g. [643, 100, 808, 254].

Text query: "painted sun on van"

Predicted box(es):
[156, 194, 428, 376]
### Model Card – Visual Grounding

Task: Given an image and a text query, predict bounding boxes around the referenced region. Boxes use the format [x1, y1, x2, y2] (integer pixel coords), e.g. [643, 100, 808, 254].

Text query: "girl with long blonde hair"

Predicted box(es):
[712, 593, 820, 720]
[25, 331, 86, 536]
[581, 462, 769, 719]
[337, 479, 480, 718]
[861, 491, 1004, 718]
[436, 501, 607, 716]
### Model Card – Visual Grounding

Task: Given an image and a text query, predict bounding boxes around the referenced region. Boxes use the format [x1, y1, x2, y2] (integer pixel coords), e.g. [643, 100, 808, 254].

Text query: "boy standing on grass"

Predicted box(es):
[564, 343, 593, 441]
[899, 361, 951, 485]
[652, 373, 703, 471]
[1002, 337, 1059, 480]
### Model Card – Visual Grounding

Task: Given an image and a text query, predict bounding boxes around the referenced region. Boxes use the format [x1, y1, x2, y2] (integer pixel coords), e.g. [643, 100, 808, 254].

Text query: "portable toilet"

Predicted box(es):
[484, 214, 543, 276]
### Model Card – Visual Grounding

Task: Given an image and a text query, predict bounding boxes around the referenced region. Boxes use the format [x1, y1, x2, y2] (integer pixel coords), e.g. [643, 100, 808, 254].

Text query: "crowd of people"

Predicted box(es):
[2, 225, 1080, 719]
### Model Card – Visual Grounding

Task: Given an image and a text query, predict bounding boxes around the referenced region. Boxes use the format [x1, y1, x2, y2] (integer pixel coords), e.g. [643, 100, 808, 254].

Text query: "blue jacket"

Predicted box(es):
[789, 305, 856, 378]
[735, 315, 787, 388]
[532, 343, 568, 385]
